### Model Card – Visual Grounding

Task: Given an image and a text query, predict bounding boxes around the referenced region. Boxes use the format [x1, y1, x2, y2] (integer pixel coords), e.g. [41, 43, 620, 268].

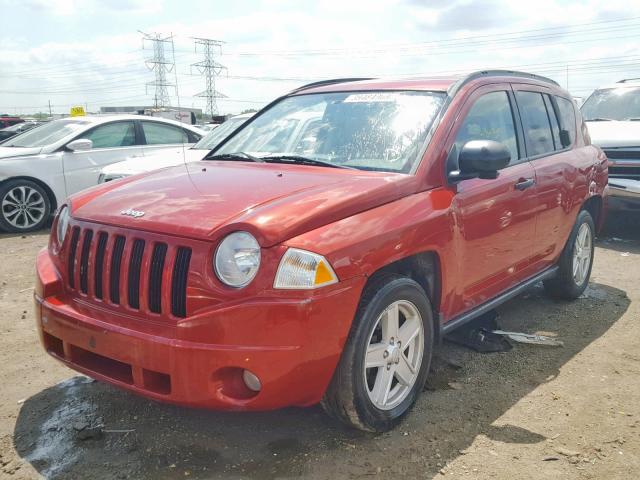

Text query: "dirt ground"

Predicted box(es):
[0, 212, 639, 480]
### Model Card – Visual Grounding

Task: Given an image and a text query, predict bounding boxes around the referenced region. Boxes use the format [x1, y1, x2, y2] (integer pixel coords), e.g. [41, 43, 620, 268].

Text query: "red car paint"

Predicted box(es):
[35, 74, 607, 410]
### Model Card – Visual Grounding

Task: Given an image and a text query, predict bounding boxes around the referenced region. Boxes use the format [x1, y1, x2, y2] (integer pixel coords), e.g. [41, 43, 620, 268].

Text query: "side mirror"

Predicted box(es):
[66, 139, 93, 152]
[450, 140, 511, 181]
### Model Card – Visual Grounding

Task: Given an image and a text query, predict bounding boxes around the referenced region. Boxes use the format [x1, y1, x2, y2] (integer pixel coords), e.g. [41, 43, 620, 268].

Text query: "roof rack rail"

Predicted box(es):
[617, 78, 640, 83]
[448, 69, 560, 97]
[290, 77, 375, 94]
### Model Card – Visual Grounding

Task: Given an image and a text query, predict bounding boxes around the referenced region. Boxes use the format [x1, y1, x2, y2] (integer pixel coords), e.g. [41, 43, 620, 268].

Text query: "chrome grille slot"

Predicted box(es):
[127, 239, 145, 309]
[109, 235, 126, 304]
[67, 227, 81, 289]
[171, 247, 191, 318]
[79, 230, 93, 294]
[148, 243, 167, 314]
[94, 232, 108, 299]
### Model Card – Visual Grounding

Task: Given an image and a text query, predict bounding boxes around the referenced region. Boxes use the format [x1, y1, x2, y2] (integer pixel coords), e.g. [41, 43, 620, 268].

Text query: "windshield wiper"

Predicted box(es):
[205, 152, 264, 162]
[587, 117, 615, 122]
[626, 118, 640, 121]
[260, 155, 355, 170]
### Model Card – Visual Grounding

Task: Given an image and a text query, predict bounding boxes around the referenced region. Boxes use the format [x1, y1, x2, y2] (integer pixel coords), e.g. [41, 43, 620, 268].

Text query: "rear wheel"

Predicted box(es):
[543, 210, 595, 300]
[0, 180, 51, 233]
[321, 275, 433, 432]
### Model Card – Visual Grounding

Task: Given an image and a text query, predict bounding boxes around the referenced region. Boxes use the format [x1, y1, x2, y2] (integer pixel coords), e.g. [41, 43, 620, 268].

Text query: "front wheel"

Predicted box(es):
[321, 275, 433, 432]
[543, 209, 595, 300]
[0, 179, 52, 233]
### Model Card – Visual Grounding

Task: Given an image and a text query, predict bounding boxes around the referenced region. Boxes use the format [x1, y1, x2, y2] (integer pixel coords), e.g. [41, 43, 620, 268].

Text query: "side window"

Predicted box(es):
[543, 94, 562, 149]
[141, 122, 188, 145]
[455, 91, 519, 165]
[83, 121, 136, 148]
[515, 91, 555, 156]
[555, 96, 576, 147]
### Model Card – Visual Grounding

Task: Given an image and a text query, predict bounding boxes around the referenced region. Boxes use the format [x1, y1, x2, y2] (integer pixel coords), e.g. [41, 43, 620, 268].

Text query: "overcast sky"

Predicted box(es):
[1, 0, 640, 115]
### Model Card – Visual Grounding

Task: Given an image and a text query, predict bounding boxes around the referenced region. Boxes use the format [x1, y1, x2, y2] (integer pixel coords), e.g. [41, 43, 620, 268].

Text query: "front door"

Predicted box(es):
[62, 120, 141, 195]
[449, 86, 539, 312]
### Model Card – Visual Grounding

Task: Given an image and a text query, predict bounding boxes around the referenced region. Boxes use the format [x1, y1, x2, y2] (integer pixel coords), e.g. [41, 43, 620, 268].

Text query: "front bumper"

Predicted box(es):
[35, 248, 366, 410]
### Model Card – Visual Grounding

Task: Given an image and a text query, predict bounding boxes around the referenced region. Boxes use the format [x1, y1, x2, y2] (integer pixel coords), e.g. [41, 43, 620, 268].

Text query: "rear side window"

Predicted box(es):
[142, 121, 188, 145]
[515, 91, 555, 156]
[454, 91, 519, 165]
[543, 95, 562, 149]
[555, 96, 576, 147]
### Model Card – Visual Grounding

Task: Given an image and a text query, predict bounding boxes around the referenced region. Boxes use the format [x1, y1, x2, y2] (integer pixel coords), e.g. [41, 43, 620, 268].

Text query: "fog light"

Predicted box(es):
[242, 369, 261, 392]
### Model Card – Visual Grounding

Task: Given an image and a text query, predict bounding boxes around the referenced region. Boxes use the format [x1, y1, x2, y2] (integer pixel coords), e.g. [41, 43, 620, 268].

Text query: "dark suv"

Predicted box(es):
[36, 71, 607, 432]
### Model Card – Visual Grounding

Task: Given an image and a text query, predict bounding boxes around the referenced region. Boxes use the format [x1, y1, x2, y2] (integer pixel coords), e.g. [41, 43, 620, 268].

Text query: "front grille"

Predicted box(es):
[603, 149, 640, 160]
[66, 227, 192, 318]
[609, 165, 640, 179]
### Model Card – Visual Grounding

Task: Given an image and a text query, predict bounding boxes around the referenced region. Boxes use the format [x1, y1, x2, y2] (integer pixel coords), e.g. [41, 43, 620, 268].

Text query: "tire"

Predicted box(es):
[0, 179, 52, 233]
[543, 209, 595, 300]
[321, 274, 434, 432]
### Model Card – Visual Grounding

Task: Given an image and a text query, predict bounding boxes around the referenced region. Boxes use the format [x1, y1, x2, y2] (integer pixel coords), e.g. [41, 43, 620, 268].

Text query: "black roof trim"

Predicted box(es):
[290, 77, 375, 94]
[448, 69, 561, 97]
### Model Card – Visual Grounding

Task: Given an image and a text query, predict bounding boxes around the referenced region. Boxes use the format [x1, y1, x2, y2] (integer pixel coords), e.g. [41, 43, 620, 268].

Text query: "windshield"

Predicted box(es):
[193, 116, 248, 150]
[581, 86, 640, 121]
[4, 119, 90, 147]
[214, 91, 446, 173]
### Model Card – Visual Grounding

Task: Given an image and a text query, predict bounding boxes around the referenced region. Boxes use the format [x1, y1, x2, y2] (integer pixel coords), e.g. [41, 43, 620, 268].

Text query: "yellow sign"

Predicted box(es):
[70, 106, 86, 117]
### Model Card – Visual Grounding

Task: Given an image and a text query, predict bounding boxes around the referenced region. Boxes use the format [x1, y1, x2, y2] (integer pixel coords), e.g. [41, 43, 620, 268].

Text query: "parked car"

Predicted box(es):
[36, 72, 607, 432]
[98, 111, 324, 182]
[0, 121, 43, 142]
[0, 115, 24, 129]
[0, 115, 204, 232]
[194, 123, 217, 132]
[98, 113, 253, 183]
[581, 79, 640, 209]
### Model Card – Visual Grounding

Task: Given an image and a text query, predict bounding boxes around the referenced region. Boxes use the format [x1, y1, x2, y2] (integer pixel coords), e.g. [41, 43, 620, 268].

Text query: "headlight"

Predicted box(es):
[214, 231, 261, 287]
[55, 205, 70, 246]
[274, 248, 338, 289]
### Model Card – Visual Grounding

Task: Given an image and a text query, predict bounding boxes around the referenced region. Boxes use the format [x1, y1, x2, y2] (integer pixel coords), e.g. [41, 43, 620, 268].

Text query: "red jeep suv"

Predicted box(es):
[35, 71, 607, 432]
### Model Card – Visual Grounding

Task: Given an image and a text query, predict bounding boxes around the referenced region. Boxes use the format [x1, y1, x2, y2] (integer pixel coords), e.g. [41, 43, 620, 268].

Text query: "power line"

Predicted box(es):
[191, 37, 227, 118]
[139, 31, 176, 108]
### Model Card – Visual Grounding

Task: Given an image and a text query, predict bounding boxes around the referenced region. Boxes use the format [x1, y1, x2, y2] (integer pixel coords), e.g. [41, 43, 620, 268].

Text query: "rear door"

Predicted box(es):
[450, 85, 539, 311]
[62, 120, 142, 195]
[511, 85, 580, 270]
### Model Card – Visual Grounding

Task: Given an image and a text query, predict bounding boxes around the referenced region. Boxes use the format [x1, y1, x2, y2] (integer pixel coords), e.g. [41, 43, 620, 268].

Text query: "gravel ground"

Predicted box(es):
[0, 211, 639, 480]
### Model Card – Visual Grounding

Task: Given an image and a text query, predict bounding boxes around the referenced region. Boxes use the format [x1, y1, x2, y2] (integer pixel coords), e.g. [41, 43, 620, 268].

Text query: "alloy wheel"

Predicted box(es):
[1, 185, 46, 230]
[572, 222, 592, 285]
[364, 300, 424, 410]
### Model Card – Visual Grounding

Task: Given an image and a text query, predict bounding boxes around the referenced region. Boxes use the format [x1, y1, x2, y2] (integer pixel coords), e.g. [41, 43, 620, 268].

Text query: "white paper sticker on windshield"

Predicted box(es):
[343, 93, 398, 103]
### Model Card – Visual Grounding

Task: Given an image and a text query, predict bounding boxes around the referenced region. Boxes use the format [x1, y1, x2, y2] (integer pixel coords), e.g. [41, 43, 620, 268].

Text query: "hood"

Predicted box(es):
[0, 146, 43, 158]
[585, 121, 640, 148]
[71, 161, 415, 246]
[101, 148, 205, 176]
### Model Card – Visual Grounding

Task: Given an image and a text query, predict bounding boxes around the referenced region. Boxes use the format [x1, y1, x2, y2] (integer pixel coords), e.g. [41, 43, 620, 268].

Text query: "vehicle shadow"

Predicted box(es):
[13, 279, 630, 479]
[598, 210, 640, 254]
[0, 229, 50, 240]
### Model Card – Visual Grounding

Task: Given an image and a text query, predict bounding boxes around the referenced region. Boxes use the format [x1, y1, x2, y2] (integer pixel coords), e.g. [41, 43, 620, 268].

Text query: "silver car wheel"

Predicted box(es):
[572, 222, 592, 285]
[364, 300, 424, 411]
[1, 185, 46, 229]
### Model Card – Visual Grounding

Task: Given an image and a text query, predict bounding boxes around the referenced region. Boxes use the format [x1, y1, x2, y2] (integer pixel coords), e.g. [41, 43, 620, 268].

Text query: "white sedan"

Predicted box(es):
[98, 113, 253, 182]
[0, 115, 204, 232]
[97, 111, 322, 182]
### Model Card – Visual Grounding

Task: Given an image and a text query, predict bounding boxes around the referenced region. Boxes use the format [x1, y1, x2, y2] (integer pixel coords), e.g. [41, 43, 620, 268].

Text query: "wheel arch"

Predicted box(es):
[582, 194, 604, 233]
[0, 176, 58, 213]
[362, 251, 442, 342]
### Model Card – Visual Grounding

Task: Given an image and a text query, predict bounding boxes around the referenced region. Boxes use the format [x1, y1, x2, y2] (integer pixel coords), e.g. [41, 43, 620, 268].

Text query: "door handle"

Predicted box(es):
[514, 178, 535, 191]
